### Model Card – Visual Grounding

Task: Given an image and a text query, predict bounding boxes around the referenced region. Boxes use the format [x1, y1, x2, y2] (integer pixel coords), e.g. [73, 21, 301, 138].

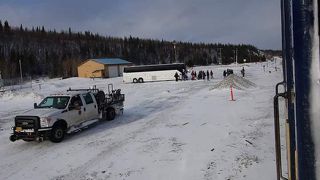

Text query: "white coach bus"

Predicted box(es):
[123, 63, 186, 83]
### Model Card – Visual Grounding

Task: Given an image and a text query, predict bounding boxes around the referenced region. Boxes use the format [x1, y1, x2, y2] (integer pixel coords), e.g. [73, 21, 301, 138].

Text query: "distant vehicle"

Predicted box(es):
[226, 69, 234, 76]
[123, 63, 186, 83]
[9, 84, 124, 143]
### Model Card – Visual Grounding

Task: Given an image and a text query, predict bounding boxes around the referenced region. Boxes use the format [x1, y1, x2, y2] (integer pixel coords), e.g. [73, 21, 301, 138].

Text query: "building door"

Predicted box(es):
[108, 65, 119, 78]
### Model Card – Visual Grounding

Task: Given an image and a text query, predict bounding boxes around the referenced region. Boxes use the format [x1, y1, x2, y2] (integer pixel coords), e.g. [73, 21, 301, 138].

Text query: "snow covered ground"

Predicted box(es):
[0, 60, 282, 180]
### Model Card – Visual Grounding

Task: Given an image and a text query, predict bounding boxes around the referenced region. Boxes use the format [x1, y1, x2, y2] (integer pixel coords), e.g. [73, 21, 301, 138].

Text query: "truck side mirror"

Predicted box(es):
[34, 103, 38, 108]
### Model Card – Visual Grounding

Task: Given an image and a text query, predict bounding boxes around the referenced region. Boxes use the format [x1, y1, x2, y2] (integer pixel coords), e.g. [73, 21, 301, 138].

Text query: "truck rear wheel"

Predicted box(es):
[50, 125, 65, 143]
[23, 139, 34, 142]
[107, 108, 116, 121]
[102, 110, 107, 121]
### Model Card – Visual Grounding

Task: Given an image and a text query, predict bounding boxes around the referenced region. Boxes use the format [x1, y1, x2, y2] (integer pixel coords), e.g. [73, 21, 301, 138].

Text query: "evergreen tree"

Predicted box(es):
[20, 24, 23, 32]
[0, 20, 3, 32]
[41, 26, 45, 33]
[4, 20, 10, 32]
[0, 22, 266, 78]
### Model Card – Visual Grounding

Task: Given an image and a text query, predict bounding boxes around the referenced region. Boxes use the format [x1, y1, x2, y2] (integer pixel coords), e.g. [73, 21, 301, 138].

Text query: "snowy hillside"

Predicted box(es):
[0, 60, 282, 180]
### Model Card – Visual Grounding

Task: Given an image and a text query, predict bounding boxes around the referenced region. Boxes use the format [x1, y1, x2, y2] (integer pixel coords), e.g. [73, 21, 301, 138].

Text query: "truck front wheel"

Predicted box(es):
[50, 125, 65, 143]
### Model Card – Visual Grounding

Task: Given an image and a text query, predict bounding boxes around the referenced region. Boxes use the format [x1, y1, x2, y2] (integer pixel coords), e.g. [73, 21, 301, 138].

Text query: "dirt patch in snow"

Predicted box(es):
[210, 74, 256, 90]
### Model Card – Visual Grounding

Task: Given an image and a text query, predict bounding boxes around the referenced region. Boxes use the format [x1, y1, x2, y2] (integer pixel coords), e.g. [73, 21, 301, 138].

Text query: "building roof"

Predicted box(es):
[91, 58, 132, 65]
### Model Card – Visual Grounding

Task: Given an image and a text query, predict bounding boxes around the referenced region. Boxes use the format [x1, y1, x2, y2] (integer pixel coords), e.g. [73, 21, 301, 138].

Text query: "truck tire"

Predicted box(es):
[23, 139, 34, 142]
[50, 124, 65, 143]
[138, 78, 144, 83]
[133, 78, 138, 83]
[102, 110, 108, 121]
[106, 108, 116, 121]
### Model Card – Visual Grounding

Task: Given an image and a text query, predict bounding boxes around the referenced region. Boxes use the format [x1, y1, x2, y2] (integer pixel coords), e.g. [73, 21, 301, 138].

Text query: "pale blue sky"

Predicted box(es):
[0, 0, 281, 49]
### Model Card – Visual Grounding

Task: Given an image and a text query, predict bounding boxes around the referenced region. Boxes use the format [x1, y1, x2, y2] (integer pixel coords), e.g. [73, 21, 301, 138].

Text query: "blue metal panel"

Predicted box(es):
[292, 0, 316, 179]
[92, 58, 132, 65]
[281, 0, 296, 178]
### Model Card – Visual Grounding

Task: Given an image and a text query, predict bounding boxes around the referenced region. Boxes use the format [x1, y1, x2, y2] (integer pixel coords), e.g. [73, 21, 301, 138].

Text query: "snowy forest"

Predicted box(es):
[0, 20, 266, 78]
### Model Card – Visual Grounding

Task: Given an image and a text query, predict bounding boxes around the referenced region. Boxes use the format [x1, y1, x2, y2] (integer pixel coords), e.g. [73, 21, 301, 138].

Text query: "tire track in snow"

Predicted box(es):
[52, 81, 209, 180]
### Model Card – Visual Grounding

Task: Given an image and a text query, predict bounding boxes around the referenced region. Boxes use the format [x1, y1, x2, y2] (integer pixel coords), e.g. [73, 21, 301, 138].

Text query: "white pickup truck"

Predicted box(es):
[10, 85, 124, 143]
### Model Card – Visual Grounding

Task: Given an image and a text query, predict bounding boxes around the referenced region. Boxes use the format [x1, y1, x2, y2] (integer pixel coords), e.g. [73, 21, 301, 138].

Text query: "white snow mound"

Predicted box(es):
[211, 74, 256, 90]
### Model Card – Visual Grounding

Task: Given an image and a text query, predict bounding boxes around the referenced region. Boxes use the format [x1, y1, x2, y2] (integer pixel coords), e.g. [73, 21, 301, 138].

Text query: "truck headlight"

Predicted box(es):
[40, 117, 51, 128]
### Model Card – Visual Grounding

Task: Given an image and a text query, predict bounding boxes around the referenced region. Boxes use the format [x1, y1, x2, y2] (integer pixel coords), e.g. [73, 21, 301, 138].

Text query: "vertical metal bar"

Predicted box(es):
[281, 0, 297, 178]
[281, 0, 287, 81]
[274, 86, 288, 180]
[274, 93, 283, 180]
[274, 95, 281, 180]
[292, 0, 316, 179]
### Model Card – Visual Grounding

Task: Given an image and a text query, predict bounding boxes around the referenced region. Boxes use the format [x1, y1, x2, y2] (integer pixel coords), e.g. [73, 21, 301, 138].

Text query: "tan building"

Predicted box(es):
[77, 58, 132, 78]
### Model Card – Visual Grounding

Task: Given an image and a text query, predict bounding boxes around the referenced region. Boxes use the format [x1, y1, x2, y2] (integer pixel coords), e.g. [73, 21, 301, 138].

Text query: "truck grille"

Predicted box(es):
[15, 116, 40, 129]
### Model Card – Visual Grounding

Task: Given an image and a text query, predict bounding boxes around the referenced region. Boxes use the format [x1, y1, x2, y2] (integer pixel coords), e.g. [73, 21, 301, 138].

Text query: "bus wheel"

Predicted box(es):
[138, 78, 144, 83]
[133, 78, 138, 83]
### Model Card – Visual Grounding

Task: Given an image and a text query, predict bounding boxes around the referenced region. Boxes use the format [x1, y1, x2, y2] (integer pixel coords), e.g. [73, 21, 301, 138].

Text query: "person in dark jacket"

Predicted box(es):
[174, 72, 179, 81]
[182, 70, 186, 80]
[210, 70, 213, 79]
[241, 67, 245, 77]
[223, 70, 226, 78]
[206, 70, 210, 81]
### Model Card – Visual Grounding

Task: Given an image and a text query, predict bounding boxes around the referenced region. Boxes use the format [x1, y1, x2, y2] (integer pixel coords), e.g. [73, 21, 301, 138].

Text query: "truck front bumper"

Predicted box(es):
[10, 127, 52, 142]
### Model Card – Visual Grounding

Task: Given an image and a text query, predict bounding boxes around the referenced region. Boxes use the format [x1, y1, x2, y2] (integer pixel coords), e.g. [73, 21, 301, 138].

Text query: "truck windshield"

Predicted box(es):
[37, 96, 70, 109]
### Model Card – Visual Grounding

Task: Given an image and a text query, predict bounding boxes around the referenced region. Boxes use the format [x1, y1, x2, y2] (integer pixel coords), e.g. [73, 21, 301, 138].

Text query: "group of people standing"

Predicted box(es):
[222, 67, 245, 78]
[175, 67, 246, 82]
[174, 69, 189, 81]
[190, 70, 213, 81]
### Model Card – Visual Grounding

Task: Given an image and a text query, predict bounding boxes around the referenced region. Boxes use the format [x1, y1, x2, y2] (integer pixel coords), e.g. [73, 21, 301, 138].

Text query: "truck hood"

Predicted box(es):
[21, 108, 63, 117]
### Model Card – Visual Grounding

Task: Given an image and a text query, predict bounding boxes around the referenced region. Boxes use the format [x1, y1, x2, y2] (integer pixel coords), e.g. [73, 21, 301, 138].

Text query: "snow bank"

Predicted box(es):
[0, 91, 43, 120]
[0, 61, 281, 180]
[0, 91, 42, 100]
[210, 74, 256, 90]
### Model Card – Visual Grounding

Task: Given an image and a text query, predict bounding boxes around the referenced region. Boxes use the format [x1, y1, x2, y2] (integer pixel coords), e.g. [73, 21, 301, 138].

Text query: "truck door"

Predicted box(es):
[81, 93, 99, 122]
[67, 95, 85, 126]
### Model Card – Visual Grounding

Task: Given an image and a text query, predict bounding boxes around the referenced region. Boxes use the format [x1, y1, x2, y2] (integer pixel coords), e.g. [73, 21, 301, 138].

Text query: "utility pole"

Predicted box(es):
[233, 48, 238, 66]
[19, 59, 23, 83]
[236, 48, 238, 66]
[173, 41, 177, 63]
[217, 48, 222, 64]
